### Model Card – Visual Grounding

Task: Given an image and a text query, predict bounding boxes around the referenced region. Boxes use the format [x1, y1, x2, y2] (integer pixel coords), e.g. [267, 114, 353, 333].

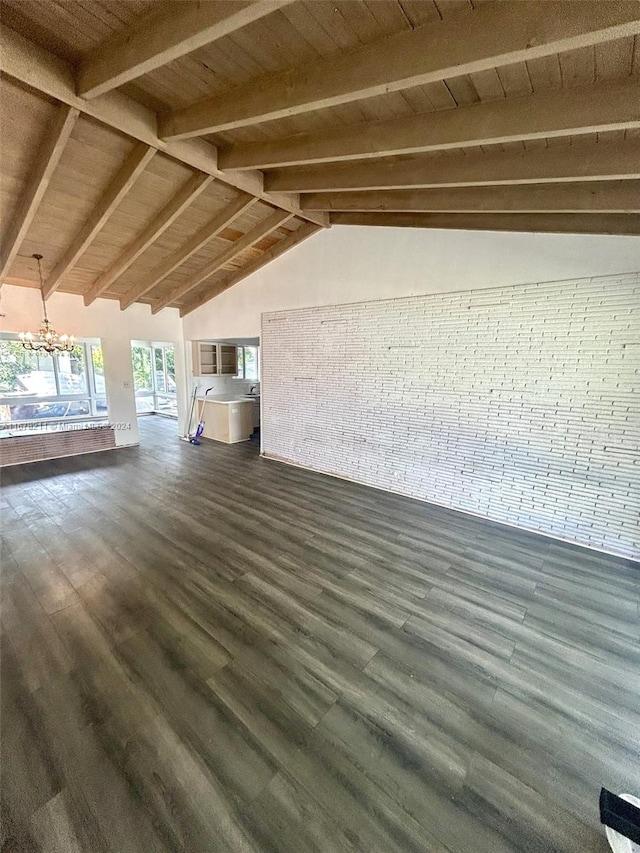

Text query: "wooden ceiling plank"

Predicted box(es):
[159, 1, 640, 140]
[0, 24, 329, 228]
[83, 172, 214, 306]
[151, 209, 292, 313]
[329, 211, 640, 235]
[0, 103, 79, 284]
[267, 139, 640, 192]
[119, 192, 258, 310]
[42, 143, 155, 298]
[179, 220, 321, 316]
[77, 1, 295, 99]
[301, 181, 640, 213]
[219, 77, 640, 169]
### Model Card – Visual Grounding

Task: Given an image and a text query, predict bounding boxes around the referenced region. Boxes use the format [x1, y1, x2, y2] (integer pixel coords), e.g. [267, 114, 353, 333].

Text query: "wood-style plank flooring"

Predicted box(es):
[1, 416, 639, 853]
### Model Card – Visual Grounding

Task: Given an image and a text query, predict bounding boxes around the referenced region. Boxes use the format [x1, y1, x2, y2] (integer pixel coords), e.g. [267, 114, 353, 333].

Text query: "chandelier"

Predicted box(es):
[19, 254, 75, 354]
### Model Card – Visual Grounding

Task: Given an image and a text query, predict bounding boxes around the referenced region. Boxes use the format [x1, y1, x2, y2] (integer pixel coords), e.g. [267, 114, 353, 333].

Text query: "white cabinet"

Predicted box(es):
[192, 342, 217, 376]
[191, 342, 237, 377]
[219, 344, 238, 375]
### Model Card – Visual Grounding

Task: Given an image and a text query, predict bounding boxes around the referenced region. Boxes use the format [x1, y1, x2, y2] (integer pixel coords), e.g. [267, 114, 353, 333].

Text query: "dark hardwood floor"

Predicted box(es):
[1, 416, 638, 853]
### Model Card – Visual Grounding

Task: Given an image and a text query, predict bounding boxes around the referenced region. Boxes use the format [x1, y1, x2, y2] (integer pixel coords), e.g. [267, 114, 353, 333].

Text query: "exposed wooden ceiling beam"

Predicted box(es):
[78, 1, 294, 99]
[83, 172, 214, 306]
[0, 104, 79, 285]
[265, 140, 640, 193]
[0, 24, 328, 228]
[160, 1, 640, 141]
[152, 209, 292, 313]
[301, 181, 640, 214]
[119, 192, 257, 310]
[180, 221, 322, 316]
[43, 143, 155, 298]
[329, 212, 640, 236]
[219, 77, 640, 170]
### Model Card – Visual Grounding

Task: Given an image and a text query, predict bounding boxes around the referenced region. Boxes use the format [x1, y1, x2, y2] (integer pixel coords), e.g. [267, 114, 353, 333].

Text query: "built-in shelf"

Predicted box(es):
[220, 344, 237, 375]
[192, 341, 238, 376]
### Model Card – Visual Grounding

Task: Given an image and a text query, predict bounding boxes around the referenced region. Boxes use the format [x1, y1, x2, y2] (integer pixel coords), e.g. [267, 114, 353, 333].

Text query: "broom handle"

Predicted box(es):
[186, 384, 198, 436]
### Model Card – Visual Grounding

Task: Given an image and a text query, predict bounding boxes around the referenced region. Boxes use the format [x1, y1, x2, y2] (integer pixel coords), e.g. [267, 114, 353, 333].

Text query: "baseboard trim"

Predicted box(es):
[261, 451, 639, 564]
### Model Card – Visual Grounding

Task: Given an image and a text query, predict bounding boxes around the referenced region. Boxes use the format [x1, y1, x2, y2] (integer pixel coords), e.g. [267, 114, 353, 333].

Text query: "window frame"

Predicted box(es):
[0, 334, 107, 427]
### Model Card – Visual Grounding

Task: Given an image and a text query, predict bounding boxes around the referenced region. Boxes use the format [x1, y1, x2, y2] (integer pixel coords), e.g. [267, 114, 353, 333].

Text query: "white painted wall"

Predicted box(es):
[183, 226, 640, 340]
[262, 272, 640, 559]
[0, 285, 186, 446]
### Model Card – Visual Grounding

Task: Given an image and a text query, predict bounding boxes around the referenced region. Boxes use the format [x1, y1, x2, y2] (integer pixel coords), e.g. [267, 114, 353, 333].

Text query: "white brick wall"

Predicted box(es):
[261, 273, 640, 559]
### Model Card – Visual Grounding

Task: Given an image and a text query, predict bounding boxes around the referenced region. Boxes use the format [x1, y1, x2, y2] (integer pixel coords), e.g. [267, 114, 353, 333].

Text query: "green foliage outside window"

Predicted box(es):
[0, 340, 41, 393]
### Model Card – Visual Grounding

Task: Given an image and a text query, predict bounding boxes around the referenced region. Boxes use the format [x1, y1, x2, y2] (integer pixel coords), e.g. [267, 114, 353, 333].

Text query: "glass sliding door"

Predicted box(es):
[154, 345, 177, 416]
[131, 343, 177, 417]
[131, 345, 154, 413]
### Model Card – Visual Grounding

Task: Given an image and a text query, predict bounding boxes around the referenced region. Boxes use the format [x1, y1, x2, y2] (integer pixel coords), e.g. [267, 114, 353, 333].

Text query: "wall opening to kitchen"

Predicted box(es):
[189, 337, 260, 445]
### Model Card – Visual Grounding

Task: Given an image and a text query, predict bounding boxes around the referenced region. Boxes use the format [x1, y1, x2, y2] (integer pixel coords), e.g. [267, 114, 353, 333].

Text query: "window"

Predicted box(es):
[0, 337, 106, 426]
[131, 342, 177, 417]
[236, 346, 259, 380]
[90, 344, 107, 413]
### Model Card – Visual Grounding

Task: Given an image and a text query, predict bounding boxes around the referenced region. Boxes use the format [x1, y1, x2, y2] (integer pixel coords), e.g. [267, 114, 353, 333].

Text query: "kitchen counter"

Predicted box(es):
[196, 394, 256, 405]
[196, 395, 256, 443]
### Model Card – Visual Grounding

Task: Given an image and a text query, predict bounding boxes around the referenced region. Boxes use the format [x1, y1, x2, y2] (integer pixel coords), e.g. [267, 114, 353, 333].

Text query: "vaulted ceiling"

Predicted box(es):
[1, 0, 639, 316]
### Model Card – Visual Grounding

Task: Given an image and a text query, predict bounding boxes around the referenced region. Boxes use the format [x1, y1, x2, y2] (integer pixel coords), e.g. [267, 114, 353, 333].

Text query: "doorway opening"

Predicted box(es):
[131, 342, 177, 418]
